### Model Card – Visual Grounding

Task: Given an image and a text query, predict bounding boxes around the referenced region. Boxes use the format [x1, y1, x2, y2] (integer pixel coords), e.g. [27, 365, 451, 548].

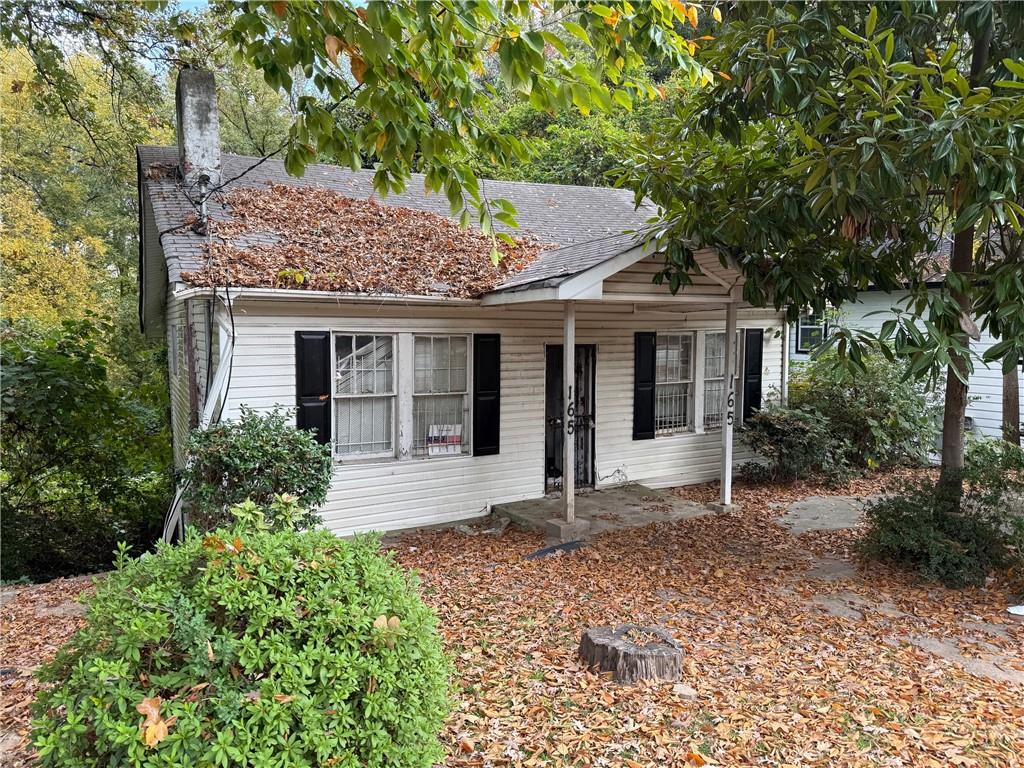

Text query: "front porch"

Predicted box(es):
[494, 484, 713, 540]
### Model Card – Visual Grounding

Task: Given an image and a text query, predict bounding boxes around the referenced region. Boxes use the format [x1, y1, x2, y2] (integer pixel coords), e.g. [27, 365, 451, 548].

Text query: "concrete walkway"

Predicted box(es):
[493, 484, 711, 538]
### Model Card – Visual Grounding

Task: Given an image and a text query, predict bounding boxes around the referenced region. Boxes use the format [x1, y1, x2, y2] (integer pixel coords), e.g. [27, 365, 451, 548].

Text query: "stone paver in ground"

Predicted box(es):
[771, 497, 1024, 686]
[778, 494, 878, 534]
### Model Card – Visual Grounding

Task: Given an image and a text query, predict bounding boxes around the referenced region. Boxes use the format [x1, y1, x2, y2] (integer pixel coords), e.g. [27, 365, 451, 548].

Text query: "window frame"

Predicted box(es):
[331, 332, 398, 461]
[653, 332, 695, 436]
[411, 334, 472, 459]
[796, 312, 827, 354]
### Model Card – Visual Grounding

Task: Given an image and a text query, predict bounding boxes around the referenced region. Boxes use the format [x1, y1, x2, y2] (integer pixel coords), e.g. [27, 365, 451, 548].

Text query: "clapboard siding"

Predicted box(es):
[218, 298, 784, 535]
[604, 254, 726, 295]
[789, 290, 1024, 438]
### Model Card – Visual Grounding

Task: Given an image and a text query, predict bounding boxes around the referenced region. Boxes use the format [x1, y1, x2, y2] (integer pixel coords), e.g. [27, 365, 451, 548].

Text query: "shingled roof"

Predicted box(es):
[138, 146, 656, 297]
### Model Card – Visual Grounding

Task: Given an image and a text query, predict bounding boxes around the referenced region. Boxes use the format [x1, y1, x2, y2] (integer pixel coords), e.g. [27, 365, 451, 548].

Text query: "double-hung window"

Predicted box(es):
[797, 312, 826, 353]
[413, 335, 470, 456]
[703, 331, 741, 430]
[334, 334, 395, 457]
[655, 333, 694, 435]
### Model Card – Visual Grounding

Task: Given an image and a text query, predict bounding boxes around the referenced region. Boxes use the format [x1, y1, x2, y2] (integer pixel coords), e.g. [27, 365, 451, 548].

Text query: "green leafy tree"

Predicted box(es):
[618, 1, 1024, 498]
[4, 1, 712, 237]
[1, 320, 172, 581]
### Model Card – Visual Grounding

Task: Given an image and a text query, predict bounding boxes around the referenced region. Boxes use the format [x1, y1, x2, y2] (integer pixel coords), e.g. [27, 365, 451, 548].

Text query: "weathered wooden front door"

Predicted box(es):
[545, 344, 596, 492]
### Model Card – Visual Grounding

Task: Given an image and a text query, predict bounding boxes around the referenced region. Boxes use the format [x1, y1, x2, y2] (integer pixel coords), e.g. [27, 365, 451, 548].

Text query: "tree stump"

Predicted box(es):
[579, 625, 684, 683]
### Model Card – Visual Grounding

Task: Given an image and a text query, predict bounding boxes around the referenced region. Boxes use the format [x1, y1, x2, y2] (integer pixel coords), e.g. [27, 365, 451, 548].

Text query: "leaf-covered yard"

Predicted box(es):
[3, 473, 1022, 768]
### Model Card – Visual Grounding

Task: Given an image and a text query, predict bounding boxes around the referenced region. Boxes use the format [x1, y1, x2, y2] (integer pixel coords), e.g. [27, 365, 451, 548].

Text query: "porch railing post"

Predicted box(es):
[563, 301, 576, 523]
[720, 301, 738, 506]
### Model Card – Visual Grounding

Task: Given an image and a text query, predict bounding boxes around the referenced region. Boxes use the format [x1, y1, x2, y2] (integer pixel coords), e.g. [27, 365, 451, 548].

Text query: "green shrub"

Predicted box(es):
[859, 440, 1024, 588]
[182, 406, 332, 530]
[32, 511, 450, 767]
[740, 405, 852, 483]
[1, 319, 171, 581]
[790, 353, 940, 469]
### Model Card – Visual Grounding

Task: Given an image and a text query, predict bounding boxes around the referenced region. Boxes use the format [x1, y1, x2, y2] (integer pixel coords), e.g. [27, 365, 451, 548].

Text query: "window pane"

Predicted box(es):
[335, 396, 393, 455]
[704, 379, 726, 430]
[412, 394, 467, 456]
[705, 332, 726, 379]
[655, 382, 691, 434]
[414, 335, 468, 394]
[335, 335, 354, 395]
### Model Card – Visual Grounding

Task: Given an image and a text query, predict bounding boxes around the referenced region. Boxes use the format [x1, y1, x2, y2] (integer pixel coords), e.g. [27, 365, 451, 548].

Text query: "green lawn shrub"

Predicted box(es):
[740, 405, 851, 483]
[742, 353, 939, 484]
[32, 506, 450, 767]
[789, 353, 941, 468]
[859, 440, 1024, 588]
[182, 406, 332, 530]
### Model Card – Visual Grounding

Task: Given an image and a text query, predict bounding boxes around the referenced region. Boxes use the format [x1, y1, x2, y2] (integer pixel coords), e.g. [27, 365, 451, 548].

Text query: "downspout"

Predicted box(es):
[780, 318, 790, 407]
[161, 294, 235, 543]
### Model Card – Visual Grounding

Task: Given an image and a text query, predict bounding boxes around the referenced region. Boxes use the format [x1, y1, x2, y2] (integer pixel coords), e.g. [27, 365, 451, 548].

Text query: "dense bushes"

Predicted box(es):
[1, 320, 171, 581]
[789, 353, 940, 468]
[182, 406, 332, 530]
[740, 406, 850, 483]
[860, 440, 1024, 588]
[33, 507, 450, 767]
[742, 353, 939, 482]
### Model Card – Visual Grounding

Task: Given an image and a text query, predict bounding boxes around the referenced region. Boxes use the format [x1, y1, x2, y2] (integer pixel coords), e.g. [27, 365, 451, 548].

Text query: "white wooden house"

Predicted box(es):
[141, 71, 787, 538]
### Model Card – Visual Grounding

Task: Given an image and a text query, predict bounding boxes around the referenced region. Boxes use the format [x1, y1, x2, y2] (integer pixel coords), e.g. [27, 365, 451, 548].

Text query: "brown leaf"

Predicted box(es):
[350, 54, 367, 84]
[325, 35, 343, 65]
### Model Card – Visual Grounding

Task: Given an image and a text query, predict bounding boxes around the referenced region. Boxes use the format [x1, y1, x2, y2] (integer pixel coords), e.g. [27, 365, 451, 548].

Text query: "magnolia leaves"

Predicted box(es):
[136, 696, 175, 748]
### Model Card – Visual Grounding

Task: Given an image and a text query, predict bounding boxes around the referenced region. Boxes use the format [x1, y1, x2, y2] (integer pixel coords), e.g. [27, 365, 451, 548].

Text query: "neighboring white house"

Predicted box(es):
[789, 283, 1024, 439]
[141, 71, 786, 538]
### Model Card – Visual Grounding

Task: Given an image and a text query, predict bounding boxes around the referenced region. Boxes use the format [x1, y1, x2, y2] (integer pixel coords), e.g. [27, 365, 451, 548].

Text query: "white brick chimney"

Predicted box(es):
[175, 69, 221, 189]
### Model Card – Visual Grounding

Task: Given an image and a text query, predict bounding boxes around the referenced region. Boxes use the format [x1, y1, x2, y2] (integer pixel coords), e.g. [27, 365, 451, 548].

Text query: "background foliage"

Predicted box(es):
[1, 320, 171, 582]
[743, 353, 938, 483]
[32, 515, 450, 767]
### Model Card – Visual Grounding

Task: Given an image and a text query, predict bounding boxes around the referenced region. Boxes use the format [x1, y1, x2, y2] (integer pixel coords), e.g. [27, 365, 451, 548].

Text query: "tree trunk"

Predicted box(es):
[936, 20, 993, 497]
[1004, 367, 1021, 446]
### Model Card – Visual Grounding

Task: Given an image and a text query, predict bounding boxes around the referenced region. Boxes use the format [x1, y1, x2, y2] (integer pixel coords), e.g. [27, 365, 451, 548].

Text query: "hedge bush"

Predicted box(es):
[859, 440, 1024, 588]
[742, 353, 938, 483]
[789, 353, 940, 468]
[182, 406, 332, 530]
[740, 405, 851, 483]
[32, 509, 450, 767]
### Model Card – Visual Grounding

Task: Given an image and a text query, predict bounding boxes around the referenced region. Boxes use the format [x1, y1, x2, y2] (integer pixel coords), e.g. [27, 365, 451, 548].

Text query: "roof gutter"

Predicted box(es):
[170, 285, 482, 306]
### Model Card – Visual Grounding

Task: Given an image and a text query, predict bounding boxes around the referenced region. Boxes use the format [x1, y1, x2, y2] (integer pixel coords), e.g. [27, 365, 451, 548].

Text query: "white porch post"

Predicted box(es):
[563, 301, 576, 523]
[720, 301, 738, 506]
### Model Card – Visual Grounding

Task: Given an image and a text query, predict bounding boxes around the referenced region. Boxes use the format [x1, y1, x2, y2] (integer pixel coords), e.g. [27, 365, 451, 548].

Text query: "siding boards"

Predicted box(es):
[222, 299, 784, 535]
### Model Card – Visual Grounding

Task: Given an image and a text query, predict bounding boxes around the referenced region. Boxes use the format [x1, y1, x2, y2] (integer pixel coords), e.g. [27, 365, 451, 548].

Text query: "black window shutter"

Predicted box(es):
[633, 332, 656, 440]
[295, 331, 331, 445]
[473, 334, 501, 455]
[742, 328, 764, 421]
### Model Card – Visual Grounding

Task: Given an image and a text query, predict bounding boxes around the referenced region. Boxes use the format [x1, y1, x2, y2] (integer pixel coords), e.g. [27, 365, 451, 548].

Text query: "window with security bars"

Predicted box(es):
[413, 335, 470, 457]
[334, 334, 395, 457]
[704, 331, 741, 430]
[655, 333, 694, 435]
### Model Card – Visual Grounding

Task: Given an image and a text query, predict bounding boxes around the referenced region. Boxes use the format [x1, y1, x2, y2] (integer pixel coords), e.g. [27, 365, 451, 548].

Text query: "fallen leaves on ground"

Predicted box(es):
[392, 469, 1023, 768]
[181, 184, 553, 297]
[0, 576, 95, 764]
[3, 472, 1022, 768]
